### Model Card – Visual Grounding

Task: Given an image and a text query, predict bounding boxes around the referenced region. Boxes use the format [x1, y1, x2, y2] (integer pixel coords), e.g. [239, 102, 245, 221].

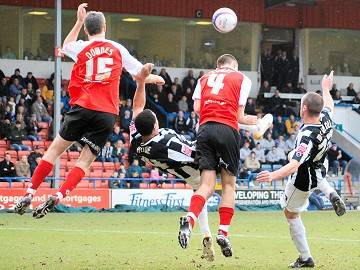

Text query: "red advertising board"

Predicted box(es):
[0, 188, 110, 209]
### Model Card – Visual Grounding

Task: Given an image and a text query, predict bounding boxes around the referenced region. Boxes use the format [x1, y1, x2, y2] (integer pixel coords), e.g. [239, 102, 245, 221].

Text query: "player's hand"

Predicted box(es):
[144, 74, 165, 85]
[321, 70, 334, 92]
[256, 170, 273, 182]
[77, 3, 88, 23]
[247, 115, 258, 125]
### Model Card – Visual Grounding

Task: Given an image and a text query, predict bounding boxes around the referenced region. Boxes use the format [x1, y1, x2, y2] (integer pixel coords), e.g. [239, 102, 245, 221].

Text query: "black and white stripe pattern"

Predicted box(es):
[289, 108, 334, 191]
[130, 123, 199, 180]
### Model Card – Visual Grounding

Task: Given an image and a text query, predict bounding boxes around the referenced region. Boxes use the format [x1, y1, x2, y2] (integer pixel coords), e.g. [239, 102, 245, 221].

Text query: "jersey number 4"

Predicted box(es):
[207, 73, 226, 95]
[85, 57, 113, 82]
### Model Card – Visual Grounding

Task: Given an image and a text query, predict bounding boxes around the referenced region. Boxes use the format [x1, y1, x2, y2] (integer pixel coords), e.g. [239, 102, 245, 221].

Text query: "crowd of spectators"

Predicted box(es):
[0, 65, 355, 187]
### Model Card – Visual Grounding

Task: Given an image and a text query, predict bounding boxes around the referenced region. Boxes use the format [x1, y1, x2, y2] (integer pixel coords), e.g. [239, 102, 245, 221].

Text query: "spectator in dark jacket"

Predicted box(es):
[245, 98, 256, 115]
[182, 70, 195, 90]
[159, 68, 172, 91]
[10, 68, 24, 86]
[120, 110, 132, 133]
[330, 84, 338, 98]
[23, 72, 39, 90]
[353, 92, 360, 104]
[60, 89, 70, 113]
[0, 153, 16, 178]
[328, 144, 347, 175]
[163, 93, 179, 113]
[347, 83, 357, 97]
[9, 121, 31, 151]
[0, 77, 9, 101]
[108, 125, 125, 145]
[28, 147, 43, 175]
[174, 111, 191, 140]
[273, 115, 287, 138]
[9, 78, 23, 97]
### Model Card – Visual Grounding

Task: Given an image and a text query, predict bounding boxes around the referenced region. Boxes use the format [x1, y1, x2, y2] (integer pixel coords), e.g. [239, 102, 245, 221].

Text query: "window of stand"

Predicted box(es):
[308, 29, 360, 77]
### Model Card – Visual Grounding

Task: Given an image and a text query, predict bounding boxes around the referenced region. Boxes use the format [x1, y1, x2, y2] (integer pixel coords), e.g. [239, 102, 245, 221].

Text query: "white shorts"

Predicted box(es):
[280, 180, 311, 213]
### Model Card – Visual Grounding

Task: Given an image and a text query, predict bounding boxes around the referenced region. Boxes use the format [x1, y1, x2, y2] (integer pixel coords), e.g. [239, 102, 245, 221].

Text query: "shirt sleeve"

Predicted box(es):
[129, 120, 141, 143]
[192, 80, 202, 100]
[113, 42, 143, 76]
[61, 40, 87, 62]
[290, 135, 313, 164]
[321, 107, 334, 121]
[239, 75, 252, 106]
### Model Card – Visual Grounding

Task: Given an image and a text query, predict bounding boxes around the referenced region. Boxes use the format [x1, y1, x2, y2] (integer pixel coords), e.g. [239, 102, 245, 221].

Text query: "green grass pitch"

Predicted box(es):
[0, 211, 359, 270]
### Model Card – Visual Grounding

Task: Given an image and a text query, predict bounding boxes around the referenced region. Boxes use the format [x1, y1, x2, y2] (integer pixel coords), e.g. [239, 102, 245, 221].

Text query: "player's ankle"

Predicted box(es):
[217, 229, 228, 237]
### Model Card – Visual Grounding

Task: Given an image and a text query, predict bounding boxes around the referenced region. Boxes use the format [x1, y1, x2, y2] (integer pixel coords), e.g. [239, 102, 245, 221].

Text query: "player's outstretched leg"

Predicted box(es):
[317, 180, 346, 216]
[15, 135, 72, 215]
[198, 201, 215, 261]
[33, 145, 94, 219]
[285, 209, 315, 268]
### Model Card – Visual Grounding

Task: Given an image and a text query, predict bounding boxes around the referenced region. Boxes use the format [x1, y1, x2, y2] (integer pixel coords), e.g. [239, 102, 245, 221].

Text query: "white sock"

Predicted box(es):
[239, 124, 258, 133]
[287, 217, 311, 260]
[198, 201, 211, 236]
[317, 180, 335, 198]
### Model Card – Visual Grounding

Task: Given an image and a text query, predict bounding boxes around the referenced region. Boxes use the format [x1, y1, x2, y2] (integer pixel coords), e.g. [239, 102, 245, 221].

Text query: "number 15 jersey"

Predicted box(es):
[62, 38, 142, 115]
[193, 67, 252, 131]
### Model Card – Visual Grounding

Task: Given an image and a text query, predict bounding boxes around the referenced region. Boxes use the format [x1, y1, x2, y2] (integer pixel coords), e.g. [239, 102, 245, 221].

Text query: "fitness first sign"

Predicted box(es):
[235, 190, 284, 206]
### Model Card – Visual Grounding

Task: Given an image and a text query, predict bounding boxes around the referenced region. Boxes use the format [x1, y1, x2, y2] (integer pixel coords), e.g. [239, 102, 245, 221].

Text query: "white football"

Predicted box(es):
[212, 8, 238, 33]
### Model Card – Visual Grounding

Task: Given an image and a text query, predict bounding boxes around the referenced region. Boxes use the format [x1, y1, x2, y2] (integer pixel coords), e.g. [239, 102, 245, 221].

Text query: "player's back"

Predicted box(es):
[130, 127, 199, 180]
[195, 68, 251, 131]
[63, 38, 142, 115]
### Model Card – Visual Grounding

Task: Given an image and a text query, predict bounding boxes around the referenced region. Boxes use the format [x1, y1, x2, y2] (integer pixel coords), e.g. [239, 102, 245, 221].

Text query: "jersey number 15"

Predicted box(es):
[85, 57, 113, 82]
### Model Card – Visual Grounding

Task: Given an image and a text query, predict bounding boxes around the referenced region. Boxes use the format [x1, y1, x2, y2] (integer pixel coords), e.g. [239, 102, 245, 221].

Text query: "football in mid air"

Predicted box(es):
[212, 7, 238, 33]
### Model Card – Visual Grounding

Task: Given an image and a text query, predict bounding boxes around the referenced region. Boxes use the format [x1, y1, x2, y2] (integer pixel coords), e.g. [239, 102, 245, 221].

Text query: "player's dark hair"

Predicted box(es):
[303, 92, 324, 116]
[134, 109, 156, 136]
[84, 11, 106, 36]
[217, 54, 238, 68]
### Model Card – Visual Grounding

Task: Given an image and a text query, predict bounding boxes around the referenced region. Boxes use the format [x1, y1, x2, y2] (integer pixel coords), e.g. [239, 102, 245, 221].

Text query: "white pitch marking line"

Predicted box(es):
[0, 227, 359, 243]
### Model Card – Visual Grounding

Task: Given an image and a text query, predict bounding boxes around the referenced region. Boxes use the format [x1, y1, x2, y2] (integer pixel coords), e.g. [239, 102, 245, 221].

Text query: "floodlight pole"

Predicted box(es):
[54, 0, 62, 187]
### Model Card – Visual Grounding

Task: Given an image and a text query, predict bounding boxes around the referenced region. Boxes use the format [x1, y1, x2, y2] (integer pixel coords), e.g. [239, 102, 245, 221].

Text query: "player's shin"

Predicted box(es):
[56, 166, 85, 200]
[187, 195, 206, 229]
[198, 201, 211, 237]
[317, 180, 335, 198]
[287, 215, 312, 261]
[26, 159, 54, 196]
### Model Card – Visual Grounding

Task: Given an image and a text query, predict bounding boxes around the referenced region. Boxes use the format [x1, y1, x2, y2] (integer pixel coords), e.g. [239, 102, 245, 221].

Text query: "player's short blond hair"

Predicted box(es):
[216, 54, 238, 68]
[302, 92, 324, 116]
[84, 11, 106, 36]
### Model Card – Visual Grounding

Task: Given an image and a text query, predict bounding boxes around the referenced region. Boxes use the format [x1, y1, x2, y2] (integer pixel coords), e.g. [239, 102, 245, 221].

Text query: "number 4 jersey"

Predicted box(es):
[62, 38, 143, 115]
[193, 67, 252, 131]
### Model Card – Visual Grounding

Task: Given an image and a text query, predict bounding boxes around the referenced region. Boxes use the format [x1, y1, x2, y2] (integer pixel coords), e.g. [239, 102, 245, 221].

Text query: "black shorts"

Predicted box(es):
[59, 105, 116, 155]
[195, 122, 240, 176]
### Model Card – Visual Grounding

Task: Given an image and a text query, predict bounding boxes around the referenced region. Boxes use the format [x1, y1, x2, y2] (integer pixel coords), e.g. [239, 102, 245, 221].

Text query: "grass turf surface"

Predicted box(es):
[0, 211, 359, 270]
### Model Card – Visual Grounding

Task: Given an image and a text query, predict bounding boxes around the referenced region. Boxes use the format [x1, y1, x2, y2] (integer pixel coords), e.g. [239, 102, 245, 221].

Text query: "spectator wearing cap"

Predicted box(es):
[0, 153, 16, 179]
[31, 96, 52, 123]
[15, 155, 31, 178]
[23, 72, 39, 91]
[28, 146, 43, 175]
[10, 68, 24, 86]
[9, 121, 31, 151]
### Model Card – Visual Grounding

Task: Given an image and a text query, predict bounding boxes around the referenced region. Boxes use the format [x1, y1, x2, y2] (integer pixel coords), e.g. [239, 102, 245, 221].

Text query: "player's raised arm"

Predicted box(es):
[63, 3, 87, 47]
[256, 159, 300, 182]
[321, 70, 335, 112]
[133, 64, 164, 119]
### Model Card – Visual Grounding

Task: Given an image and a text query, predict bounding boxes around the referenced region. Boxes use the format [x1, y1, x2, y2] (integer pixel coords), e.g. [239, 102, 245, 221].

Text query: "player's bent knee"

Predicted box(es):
[284, 208, 299, 219]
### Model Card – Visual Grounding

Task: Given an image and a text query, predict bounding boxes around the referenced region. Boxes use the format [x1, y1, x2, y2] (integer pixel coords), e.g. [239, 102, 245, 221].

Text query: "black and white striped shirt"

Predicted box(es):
[130, 122, 199, 180]
[288, 108, 334, 191]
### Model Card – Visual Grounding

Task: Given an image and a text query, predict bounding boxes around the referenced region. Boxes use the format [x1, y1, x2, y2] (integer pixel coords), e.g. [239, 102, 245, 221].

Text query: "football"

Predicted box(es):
[212, 7, 238, 33]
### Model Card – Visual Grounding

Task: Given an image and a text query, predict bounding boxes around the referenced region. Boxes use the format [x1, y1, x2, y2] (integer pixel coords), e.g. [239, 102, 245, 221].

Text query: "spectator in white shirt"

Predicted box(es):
[266, 146, 280, 164]
[285, 134, 297, 152]
[276, 135, 287, 153]
[260, 132, 276, 151]
[252, 142, 266, 163]
[240, 141, 252, 162]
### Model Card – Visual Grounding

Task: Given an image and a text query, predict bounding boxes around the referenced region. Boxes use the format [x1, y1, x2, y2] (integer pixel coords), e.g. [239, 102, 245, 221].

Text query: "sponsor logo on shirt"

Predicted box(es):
[181, 145, 192, 157]
[295, 143, 307, 157]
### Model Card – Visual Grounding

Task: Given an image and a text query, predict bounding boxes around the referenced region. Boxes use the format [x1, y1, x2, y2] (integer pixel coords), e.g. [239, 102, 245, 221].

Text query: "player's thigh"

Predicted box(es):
[195, 124, 218, 172]
[59, 106, 90, 142]
[216, 124, 240, 177]
[80, 111, 116, 156]
[281, 180, 310, 213]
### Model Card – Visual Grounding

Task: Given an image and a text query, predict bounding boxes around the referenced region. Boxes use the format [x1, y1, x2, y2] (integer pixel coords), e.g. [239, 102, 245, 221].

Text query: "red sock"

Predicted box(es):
[218, 207, 234, 237]
[57, 167, 85, 198]
[187, 195, 206, 229]
[26, 160, 53, 195]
